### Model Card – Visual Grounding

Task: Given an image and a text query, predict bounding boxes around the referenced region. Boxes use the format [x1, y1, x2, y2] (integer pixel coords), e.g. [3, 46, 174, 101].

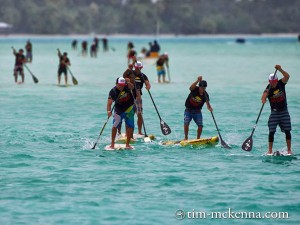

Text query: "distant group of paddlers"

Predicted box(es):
[11, 38, 170, 85]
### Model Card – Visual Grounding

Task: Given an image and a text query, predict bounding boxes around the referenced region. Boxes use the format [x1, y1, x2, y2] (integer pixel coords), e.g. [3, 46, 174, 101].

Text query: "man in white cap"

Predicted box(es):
[156, 52, 169, 83]
[261, 65, 292, 155]
[107, 77, 134, 149]
[133, 60, 151, 135]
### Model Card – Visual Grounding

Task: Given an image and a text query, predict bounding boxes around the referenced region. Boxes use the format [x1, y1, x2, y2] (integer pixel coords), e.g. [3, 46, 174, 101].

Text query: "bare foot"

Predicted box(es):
[125, 145, 133, 149]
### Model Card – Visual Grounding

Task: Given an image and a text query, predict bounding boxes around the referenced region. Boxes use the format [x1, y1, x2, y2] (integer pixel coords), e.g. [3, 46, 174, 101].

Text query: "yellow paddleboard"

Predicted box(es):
[162, 136, 219, 146]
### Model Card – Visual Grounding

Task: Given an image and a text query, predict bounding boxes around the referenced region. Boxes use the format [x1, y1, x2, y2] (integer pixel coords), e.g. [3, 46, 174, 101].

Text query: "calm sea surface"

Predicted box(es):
[0, 35, 299, 225]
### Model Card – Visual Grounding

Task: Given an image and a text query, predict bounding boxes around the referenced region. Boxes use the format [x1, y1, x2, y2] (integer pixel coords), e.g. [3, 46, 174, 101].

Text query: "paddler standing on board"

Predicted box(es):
[12, 48, 26, 84]
[133, 60, 151, 135]
[107, 77, 135, 149]
[184, 76, 212, 140]
[156, 52, 169, 83]
[261, 65, 292, 155]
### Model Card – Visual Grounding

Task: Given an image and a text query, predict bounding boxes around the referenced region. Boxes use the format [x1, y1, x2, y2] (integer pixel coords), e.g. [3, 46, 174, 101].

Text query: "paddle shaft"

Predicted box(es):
[210, 111, 225, 141]
[92, 104, 115, 149]
[147, 89, 162, 120]
[204, 91, 230, 149]
[167, 66, 171, 82]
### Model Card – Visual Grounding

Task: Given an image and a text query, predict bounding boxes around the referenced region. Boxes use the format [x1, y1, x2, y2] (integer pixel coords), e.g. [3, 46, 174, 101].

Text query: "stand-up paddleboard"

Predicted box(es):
[263, 151, 296, 163]
[116, 133, 155, 142]
[162, 136, 219, 147]
[264, 151, 295, 158]
[104, 144, 135, 151]
[56, 84, 72, 87]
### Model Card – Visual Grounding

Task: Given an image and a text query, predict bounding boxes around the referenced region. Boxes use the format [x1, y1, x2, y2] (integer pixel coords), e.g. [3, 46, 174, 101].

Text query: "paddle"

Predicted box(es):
[67, 66, 78, 85]
[147, 89, 171, 135]
[204, 91, 230, 149]
[167, 66, 171, 82]
[23, 64, 39, 84]
[241, 69, 278, 151]
[11, 47, 39, 84]
[210, 111, 231, 149]
[57, 48, 78, 85]
[91, 105, 115, 149]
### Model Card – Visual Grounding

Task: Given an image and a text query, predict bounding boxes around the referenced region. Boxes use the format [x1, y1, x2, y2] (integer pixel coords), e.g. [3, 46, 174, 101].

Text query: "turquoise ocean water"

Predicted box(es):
[0, 35, 299, 225]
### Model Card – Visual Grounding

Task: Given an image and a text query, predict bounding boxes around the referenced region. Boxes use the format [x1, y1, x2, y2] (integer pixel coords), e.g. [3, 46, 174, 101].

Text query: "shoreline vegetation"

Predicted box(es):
[0, 33, 299, 39]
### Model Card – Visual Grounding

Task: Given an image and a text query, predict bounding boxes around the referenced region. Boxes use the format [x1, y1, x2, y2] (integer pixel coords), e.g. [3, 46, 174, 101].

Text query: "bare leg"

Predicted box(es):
[65, 74, 68, 85]
[126, 127, 134, 149]
[184, 124, 189, 140]
[197, 126, 203, 139]
[58, 75, 61, 85]
[110, 127, 118, 148]
[21, 72, 24, 83]
[286, 139, 292, 154]
[267, 142, 273, 154]
[162, 74, 166, 83]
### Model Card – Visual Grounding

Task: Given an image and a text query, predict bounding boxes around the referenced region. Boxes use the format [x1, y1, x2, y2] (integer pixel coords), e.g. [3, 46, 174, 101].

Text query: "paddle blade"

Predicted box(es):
[32, 75, 39, 83]
[72, 76, 78, 85]
[242, 136, 253, 151]
[91, 143, 97, 149]
[160, 120, 171, 135]
[221, 139, 231, 149]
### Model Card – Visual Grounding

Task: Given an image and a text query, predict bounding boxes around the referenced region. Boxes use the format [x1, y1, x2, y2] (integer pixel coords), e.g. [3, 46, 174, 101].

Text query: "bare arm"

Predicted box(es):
[125, 78, 134, 90]
[107, 98, 113, 117]
[261, 89, 268, 104]
[275, 65, 289, 84]
[190, 76, 202, 90]
[145, 80, 151, 90]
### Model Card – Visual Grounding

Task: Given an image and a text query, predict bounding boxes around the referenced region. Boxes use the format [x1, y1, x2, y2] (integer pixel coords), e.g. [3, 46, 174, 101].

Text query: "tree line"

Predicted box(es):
[0, 0, 299, 35]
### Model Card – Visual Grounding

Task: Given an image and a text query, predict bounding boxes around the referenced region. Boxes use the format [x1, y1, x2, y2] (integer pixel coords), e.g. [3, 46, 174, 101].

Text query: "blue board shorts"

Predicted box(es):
[268, 109, 291, 132]
[113, 105, 135, 129]
[184, 109, 203, 127]
[156, 66, 166, 76]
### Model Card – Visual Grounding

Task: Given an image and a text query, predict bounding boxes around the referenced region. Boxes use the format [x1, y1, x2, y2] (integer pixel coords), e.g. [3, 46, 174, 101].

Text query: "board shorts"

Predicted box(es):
[184, 109, 203, 127]
[26, 52, 32, 60]
[58, 67, 67, 76]
[268, 109, 291, 132]
[113, 105, 134, 129]
[133, 98, 143, 113]
[14, 65, 24, 75]
[156, 66, 166, 76]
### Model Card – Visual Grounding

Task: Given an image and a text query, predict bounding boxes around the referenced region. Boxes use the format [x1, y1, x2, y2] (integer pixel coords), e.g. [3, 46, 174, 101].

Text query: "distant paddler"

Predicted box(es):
[57, 49, 71, 85]
[107, 77, 135, 149]
[127, 41, 136, 65]
[184, 76, 212, 140]
[156, 52, 169, 83]
[12, 47, 26, 84]
[261, 65, 293, 155]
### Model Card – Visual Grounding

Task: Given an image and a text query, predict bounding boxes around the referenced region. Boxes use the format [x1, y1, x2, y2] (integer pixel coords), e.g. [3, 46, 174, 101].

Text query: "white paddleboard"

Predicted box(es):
[118, 133, 155, 140]
[265, 151, 293, 157]
[104, 144, 135, 151]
